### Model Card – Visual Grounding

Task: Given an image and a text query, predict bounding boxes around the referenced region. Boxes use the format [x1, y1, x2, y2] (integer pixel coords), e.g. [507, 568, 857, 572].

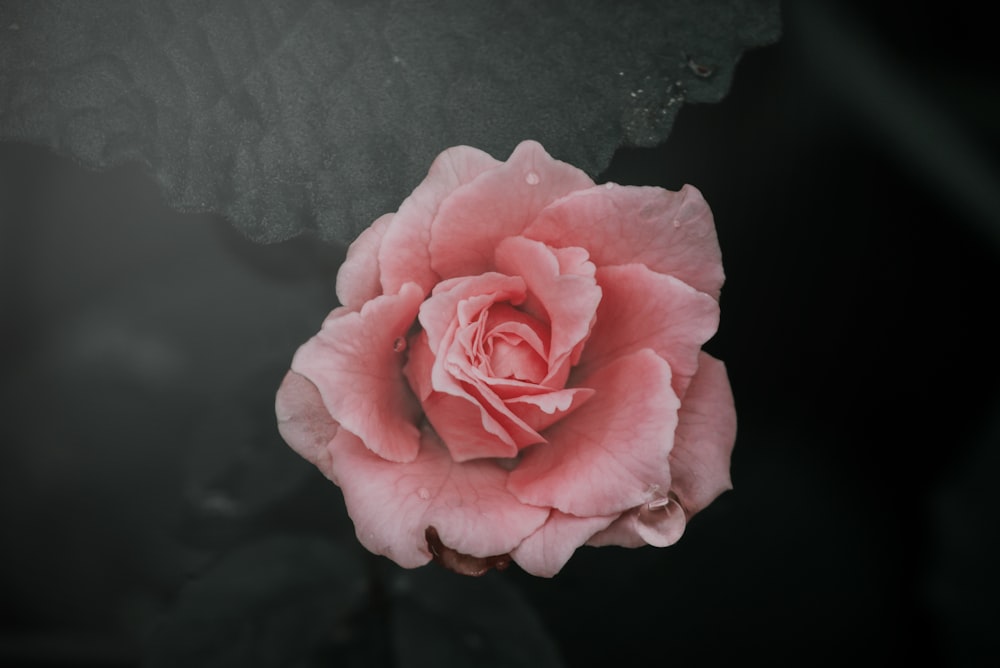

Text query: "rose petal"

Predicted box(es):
[453, 302, 549, 384]
[507, 349, 679, 517]
[378, 146, 502, 297]
[413, 273, 558, 456]
[404, 331, 522, 461]
[550, 245, 595, 277]
[401, 329, 436, 403]
[669, 352, 736, 515]
[524, 184, 725, 299]
[511, 510, 618, 577]
[493, 237, 602, 382]
[478, 303, 549, 381]
[429, 140, 594, 280]
[275, 370, 340, 478]
[328, 424, 549, 569]
[484, 337, 547, 382]
[291, 283, 424, 463]
[336, 213, 393, 310]
[586, 355, 734, 548]
[418, 273, 526, 355]
[579, 263, 719, 398]
[420, 390, 525, 461]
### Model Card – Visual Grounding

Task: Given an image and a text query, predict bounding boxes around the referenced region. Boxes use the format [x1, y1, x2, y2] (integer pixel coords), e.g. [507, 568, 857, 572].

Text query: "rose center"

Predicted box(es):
[474, 303, 549, 384]
[485, 335, 546, 383]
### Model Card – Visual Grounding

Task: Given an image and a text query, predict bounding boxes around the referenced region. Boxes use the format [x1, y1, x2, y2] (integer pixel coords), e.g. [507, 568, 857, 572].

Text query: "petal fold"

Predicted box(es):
[511, 511, 617, 577]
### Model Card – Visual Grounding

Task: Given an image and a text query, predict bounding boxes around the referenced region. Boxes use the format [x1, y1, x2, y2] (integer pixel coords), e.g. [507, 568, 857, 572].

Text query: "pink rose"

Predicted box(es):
[276, 140, 735, 577]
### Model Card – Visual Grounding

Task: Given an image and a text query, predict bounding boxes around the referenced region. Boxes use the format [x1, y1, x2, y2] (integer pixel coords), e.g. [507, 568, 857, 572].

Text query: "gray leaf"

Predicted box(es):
[0, 1, 780, 243]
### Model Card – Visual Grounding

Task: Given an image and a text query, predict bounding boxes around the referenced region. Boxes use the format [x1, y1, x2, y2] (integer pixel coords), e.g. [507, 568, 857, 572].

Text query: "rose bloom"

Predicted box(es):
[276, 140, 735, 577]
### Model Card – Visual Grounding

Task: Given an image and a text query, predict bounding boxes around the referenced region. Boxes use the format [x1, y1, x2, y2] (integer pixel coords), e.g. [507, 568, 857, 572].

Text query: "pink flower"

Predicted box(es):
[275, 140, 735, 577]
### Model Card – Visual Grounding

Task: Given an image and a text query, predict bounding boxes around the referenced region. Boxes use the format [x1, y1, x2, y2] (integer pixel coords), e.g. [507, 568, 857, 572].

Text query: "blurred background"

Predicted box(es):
[2, 2, 998, 666]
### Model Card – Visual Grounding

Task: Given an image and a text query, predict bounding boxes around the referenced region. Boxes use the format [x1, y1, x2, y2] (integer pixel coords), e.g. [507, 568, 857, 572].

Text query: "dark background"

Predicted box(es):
[2, 2, 998, 666]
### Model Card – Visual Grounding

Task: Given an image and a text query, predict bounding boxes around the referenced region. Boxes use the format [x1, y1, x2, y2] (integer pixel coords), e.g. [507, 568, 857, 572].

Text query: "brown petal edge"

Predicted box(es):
[425, 526, 512, 577]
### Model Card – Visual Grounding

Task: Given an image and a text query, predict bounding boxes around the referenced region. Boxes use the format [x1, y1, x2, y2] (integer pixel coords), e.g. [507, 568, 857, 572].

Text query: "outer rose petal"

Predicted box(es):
[669, 352, 737, 515]
[328, 424, 549, 569]
[378, 146, 502, 297]
[507, 349, 679, 517]
[429, 140, 594, 280]
[336, 213, 393, 310]
[524, 183, 725, 299]
[579, 263, 719, 398]
[586, 353, 735, 549]
[291, 283, 424, 463]
[275, 370, 340, 477]
[511, 510, 617, 578]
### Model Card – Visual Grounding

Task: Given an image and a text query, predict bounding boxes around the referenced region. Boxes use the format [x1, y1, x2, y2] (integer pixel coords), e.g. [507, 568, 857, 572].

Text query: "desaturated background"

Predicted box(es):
[2, 3, 999, 666]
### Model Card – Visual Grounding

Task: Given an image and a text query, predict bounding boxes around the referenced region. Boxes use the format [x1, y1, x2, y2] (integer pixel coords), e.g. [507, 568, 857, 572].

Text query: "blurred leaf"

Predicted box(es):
[0, 0, 780, 243]
[0, 144, 348, 636]
[143, 535, 367, 668]
[390, 567, 564, 668]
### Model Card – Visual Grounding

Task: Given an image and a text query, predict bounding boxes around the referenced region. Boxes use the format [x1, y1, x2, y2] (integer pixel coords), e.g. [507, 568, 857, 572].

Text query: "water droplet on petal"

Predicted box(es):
[393, 336, 407, 352]
[525, 171, 540, 185]
[417, 487, 430, 500]
[637, 493, 687, 547]
[672, 219, 681, 229]
[604, 182, 615, 190]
